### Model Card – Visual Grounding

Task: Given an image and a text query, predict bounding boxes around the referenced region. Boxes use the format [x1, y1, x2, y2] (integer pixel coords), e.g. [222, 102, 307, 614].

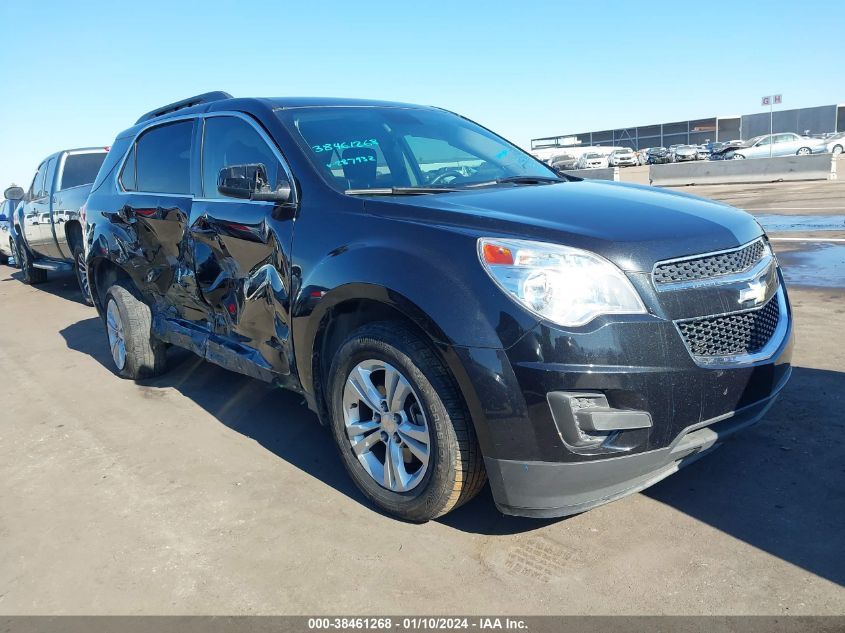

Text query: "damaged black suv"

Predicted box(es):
[84, 92, 793, 521]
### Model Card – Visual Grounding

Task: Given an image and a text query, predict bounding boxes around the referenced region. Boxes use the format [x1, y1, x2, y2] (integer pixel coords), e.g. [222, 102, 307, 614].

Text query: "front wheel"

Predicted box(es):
[796, 147, 812, 156]
[103, 283, 167, 379]
[327, 322, 486, 522]
[732, 153, 745, 160]
[833, 144, 843, 155]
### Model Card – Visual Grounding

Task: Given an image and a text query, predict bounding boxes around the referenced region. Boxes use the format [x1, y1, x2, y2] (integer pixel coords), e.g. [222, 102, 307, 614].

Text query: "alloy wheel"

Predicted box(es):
[342, 359, 431, 492]
[76, 251, 91, 302]
[106, 299, 127, 371]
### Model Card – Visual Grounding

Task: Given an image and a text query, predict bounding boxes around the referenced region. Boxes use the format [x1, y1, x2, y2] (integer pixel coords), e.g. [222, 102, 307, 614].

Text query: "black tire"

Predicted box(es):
[327, 321, 486, 522]
[833, 144, 843, 155]
[72, 243, 94, 306]
[796, 147, 812, 156]
[103, 282, 167, 380]
[16, 239, 47, 284]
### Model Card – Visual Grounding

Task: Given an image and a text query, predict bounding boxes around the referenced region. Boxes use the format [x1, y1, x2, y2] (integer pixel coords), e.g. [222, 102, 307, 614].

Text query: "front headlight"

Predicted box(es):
[478, 238, 647, 327]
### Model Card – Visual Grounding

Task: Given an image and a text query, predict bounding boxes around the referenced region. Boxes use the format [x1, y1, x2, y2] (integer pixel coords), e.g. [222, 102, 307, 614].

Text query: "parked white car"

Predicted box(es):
[607, 148, 637, 167]
[731, 133, 826, 159]
[822, 133, 845, 155]
[575, 152, 609, 169]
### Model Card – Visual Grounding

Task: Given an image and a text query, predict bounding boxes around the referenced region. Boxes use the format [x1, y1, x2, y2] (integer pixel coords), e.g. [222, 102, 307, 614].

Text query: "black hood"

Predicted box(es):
[363, 180, 762, 272]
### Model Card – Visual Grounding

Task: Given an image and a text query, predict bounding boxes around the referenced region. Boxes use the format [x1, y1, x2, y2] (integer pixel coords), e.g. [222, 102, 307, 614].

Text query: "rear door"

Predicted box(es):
[773, 133, 799, 156]
[189, 113, 297, 380]
[51, 149, 107, 258]
[116, 118, 212, 324]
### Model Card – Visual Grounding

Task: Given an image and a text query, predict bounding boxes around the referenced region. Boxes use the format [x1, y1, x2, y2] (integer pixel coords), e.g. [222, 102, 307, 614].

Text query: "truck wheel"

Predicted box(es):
[17, 240, 47, 284]
[327, 321, 486, 522]
[73, 244, 94, 306]
[103, 283, 167, 380]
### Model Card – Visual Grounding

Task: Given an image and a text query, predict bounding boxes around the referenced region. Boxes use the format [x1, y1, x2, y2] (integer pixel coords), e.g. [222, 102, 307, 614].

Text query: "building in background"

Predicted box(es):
[532, 103, 845, 151]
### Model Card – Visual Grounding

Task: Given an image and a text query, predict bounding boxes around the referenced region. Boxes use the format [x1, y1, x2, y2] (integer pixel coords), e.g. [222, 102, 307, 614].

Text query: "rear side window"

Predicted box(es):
[60, 152, 106, 190]
[122, 120, 193, 194]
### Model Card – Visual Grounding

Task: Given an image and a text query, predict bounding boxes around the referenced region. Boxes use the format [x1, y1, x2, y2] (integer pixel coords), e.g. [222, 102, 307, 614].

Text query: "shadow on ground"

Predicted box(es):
[60, 316, 551, 535]
[2, 268, 88, 305]
[60, 316, 845, 579]
[645, 365, 845, 587]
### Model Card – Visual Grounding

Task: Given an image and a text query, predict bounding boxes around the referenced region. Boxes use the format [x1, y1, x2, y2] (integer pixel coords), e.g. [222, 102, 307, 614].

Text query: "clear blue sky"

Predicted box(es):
[1, 0, 842, 189]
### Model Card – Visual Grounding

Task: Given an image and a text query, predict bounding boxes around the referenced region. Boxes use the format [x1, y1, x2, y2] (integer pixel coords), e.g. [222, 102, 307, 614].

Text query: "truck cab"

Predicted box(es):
[13, 148, 107, 302]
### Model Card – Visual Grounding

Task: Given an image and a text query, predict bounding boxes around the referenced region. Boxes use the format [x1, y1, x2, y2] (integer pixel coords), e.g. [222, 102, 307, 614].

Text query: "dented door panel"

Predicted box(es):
[189, 199, 295, 379]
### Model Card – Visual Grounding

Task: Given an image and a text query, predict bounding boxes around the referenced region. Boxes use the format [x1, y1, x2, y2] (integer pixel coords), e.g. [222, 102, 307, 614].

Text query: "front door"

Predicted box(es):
[23, 159, 51, 256]
[189, 114, 297, 381]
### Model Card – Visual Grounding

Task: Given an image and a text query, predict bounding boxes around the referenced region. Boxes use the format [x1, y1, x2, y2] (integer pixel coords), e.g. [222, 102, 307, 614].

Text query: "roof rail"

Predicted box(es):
[135, 91, 233, 125]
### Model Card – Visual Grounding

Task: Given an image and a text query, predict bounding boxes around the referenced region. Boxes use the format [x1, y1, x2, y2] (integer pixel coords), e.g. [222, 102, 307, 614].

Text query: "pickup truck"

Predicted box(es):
[12, 148, 107, 303]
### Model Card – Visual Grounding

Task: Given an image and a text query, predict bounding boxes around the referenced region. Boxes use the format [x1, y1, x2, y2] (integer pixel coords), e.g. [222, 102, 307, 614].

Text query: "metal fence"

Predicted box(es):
[532, 104, 844, 151]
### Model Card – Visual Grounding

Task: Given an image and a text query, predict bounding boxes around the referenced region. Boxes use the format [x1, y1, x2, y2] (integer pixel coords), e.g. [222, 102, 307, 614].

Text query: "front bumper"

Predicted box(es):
[449, 270, 794, 518]
[485, 367, 790, 517]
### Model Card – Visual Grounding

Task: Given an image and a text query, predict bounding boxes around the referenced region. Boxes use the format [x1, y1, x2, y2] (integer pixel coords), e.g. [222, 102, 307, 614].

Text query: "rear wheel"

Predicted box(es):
[104, 283, 167, 379]
[327, 322, 486, 522]
[16, 239, 47, 284]
[73, 243, 93, 306]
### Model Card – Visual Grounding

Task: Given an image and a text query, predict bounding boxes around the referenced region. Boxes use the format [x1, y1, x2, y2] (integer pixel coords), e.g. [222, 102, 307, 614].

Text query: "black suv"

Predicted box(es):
[84, 92, 793, 521]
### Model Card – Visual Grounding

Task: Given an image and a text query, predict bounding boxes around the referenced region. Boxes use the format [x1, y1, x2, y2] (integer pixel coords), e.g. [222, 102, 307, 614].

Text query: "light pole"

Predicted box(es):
[762, 94, 782, 158]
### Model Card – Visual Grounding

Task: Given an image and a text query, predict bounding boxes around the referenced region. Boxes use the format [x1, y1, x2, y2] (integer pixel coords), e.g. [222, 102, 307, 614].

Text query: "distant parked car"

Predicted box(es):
[710, 140, 746, 160]
[548, 153, 579, 171]
[0, 194, 22, 265]
[636, 149, 649, 165]
[730, 133, 826, 159]
[822, 133, 845, 155]
[575, 152, 608, 169]
[607, 148, 637, 167]
[695, 146, 711, 160]
[673, 145, 698, 162]
[646, 147, 671, 164]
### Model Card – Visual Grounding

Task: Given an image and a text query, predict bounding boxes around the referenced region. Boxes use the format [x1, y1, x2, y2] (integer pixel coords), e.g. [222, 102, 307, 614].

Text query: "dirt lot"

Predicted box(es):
[1, 183, 843, 615]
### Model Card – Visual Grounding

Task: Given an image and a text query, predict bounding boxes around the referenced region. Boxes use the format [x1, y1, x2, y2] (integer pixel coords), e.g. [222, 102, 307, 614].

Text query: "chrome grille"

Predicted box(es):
[676, 294, 781, 359]
[654, 239, 767, 285]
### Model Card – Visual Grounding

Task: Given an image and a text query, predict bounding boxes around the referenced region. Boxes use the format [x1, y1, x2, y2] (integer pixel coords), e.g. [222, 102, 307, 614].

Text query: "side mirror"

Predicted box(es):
[4, 186, 24, 201]
[217, 164, 292, 204]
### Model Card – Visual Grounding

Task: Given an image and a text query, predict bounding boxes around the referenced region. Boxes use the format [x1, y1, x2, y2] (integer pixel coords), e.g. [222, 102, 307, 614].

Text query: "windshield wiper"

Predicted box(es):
[463, 175, 569, 189]
[344, 186, 461, 196]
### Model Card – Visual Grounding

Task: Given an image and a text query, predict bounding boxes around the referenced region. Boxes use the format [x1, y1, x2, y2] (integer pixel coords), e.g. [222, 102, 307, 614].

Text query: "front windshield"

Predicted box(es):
[277, 106, 557, 191]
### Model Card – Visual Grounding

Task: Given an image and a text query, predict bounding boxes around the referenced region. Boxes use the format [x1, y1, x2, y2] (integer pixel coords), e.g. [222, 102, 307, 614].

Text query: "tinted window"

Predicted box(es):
[29, 162, 47, 199]
[60, 152, 106, 190]
[201, 116, 284, 198]
[133, 120, 193, 194]
[120, 144, 137, 191]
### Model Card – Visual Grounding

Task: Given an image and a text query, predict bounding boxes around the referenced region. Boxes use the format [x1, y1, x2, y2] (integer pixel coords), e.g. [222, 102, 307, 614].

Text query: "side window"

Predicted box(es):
[120, 144, 137, 191]
[201, 116, 285, 198]
[29, 162, 47, 200]
[133, 120, 193, 194]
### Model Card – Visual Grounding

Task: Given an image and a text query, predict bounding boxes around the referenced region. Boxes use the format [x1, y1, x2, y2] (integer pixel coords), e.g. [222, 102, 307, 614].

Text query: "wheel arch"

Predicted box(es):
[88, 257, 136, 316]
[63, 220, 84, 253]
[304, 286, 478, 436]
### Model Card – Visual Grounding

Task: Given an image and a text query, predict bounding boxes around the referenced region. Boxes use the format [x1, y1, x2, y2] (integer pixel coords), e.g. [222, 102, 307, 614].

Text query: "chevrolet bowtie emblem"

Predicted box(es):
[739, 280, 768, 306]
